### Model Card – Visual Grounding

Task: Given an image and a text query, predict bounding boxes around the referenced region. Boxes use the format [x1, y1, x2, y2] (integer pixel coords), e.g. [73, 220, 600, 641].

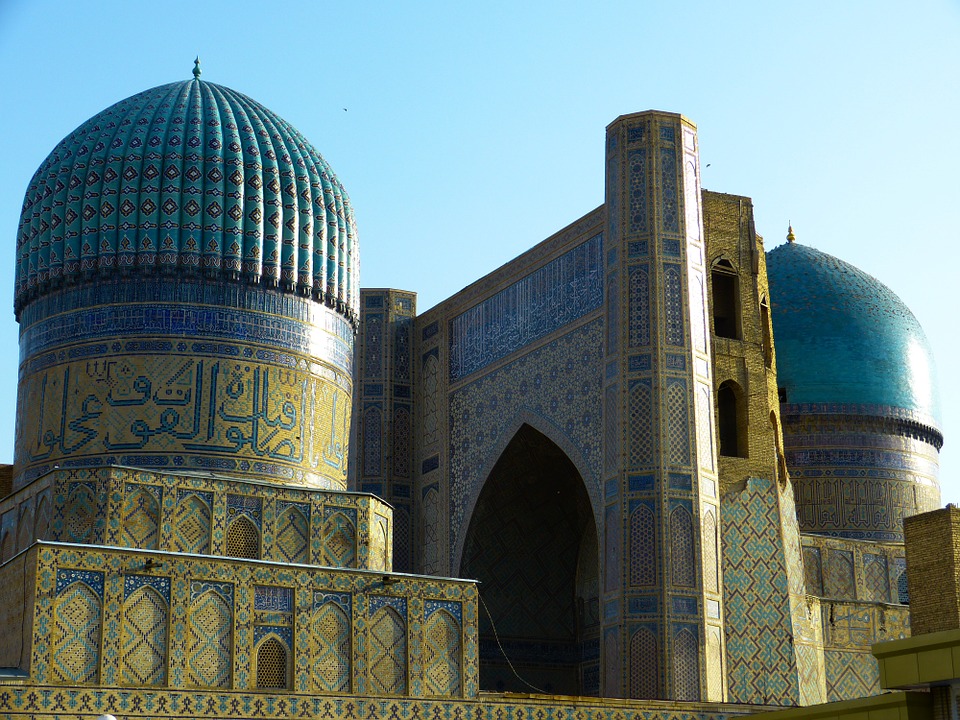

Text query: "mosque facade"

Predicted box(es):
[0, 69, 944, 719]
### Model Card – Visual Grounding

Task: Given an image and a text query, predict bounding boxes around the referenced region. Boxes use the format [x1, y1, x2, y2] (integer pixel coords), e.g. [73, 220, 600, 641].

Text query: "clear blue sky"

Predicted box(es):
[1, 1, 958, 498]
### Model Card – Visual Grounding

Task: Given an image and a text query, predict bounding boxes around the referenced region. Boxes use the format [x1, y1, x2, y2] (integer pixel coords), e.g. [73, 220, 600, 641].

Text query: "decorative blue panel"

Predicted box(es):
[190, 580, 233, 603]
[628, 354, 651, 373]
[669, 473, 692, 491]
[628, 596, 658, 614]
[57, 569, 104, 597]
[362, 406, 382, 477]
[630, 503, 656, 587]
[894, 557, 909, 603]
[664, 264, 685, 346]
[20, 282, 355, 375]
[607, 141, 620, 241]
[369, 595, 407, 618]
[627, 123, 645, 144]
[254, 625, 293, 646]
[628, 265, 650, 347]
[425, 599, 462, 622]
[660, 146, 679, 233]
[662, 239, 681, 257]
[604, 385, 619, 476]
[628, 240, 648, 258]
[666, 354, 686, 371]
[314, 591, 352, 613]
[364, 313, 383, 379]
[124, 574, 171, 601]
[670, 505, 695, 588]
[628, 149, 647, 235]
[629, 474, 655, 492]
[448, 235, 603, 380]
[629, 380, 653, 467]
[393, 406, 411, 478]
[673, 625, 700, 700]
[227, 494, 262, 528]
[394, 318, 411, 383]
[254, 586, 293, 612]
[666, 378, 690, 466]
[606, 271, 619, 354]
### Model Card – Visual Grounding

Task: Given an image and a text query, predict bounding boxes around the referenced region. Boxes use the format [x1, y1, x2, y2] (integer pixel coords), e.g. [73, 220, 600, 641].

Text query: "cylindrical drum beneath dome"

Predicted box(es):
[15, 278, 353, 489]
[13, 75, 358, 490]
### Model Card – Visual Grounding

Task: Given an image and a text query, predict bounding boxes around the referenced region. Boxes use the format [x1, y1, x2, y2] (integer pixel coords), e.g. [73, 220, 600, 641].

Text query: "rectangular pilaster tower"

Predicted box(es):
[602, 112, 725, 701]
[353, 288, 417, 572]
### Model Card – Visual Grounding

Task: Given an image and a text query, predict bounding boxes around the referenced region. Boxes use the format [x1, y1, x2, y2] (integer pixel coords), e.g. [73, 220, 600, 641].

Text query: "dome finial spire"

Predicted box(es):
[193, 57, 202, 80]
[787, 222, 795, 243]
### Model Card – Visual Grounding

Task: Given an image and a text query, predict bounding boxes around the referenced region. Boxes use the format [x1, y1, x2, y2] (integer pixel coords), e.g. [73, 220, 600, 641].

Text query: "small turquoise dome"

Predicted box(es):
[767, 240, 941, 429]
[16, 72, 358, 321]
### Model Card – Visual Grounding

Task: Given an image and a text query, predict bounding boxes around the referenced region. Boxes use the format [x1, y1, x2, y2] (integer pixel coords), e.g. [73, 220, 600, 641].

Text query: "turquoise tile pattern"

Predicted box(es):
[15, 75, 359, 320]
[766, 242, 940, 427]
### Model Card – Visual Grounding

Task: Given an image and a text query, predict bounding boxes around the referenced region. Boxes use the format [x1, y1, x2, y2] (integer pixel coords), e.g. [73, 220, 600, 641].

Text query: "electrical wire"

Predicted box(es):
[477, 590, 546, 695]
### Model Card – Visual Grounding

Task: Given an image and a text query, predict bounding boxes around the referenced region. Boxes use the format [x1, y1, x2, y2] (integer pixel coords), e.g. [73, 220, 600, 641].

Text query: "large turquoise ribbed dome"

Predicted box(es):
[15, 68, 358, 321]
[766, 240, 941, 429]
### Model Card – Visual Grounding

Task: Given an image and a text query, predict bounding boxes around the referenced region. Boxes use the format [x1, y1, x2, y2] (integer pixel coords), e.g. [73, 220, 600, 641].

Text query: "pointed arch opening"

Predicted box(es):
[255, 635, 290, 689]
[226, 515, 260, 559]
[460, 423, 599, 696]
[717, 380, 748, 458]
[711, 259, 741, 340]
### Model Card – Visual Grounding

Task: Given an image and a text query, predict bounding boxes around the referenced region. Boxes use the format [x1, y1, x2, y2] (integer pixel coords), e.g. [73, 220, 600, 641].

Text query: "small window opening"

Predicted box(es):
[777, 387, 788, 404]
[226, 515, 260, 559]
[256, 637, 289, 689]
[718, 381, 747, 458]
[711, 262, 741, 339]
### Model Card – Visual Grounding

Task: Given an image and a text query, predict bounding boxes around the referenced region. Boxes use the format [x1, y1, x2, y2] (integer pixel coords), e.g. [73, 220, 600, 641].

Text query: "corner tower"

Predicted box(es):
[603, 112, 724, 701]
[13, 65, 358, 490]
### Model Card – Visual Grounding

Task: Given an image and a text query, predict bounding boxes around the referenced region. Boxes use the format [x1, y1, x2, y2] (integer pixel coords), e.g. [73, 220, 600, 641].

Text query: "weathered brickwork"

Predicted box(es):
[904, 507, 960, 634]
[704, 191, 813, 705]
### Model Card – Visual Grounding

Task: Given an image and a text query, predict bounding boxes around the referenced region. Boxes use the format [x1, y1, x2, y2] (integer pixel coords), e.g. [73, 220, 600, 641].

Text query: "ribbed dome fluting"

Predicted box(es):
[16, 78, 358, 322]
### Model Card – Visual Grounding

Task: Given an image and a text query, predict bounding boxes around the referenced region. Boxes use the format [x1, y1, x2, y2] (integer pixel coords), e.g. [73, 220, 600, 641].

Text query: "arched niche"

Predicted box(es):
[459, 423, 599, 695]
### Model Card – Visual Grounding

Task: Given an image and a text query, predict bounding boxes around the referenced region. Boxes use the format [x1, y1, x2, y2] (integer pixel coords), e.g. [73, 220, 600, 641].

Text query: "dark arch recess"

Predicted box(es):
[460, 423, 600, 696]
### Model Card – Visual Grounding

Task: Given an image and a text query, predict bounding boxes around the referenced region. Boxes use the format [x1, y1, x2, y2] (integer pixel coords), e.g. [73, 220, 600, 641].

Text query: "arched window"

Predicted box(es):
[256, 636, 289, 689]
[226, 515, 260, 559]
[711, 259, 740, 340]
[717, 381, 747, 458]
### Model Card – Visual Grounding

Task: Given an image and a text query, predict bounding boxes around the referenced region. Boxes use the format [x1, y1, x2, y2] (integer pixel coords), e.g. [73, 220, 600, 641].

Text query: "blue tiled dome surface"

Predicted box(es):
[766, 241, 941, 428]
[16, 76, 358, 319]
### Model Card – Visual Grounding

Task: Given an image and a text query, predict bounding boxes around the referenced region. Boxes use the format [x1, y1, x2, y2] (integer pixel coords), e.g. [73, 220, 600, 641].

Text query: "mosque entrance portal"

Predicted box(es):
[460, 424, 600, 696]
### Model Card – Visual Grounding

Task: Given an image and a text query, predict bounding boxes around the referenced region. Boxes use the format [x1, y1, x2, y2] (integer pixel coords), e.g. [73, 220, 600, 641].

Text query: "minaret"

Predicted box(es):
[601, 112, 724, 701]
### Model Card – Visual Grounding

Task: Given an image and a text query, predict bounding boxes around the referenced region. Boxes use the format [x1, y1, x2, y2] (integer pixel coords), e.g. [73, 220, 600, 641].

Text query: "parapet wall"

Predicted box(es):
[0, 466, 394, 569]
[12, 541, 478, 698]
